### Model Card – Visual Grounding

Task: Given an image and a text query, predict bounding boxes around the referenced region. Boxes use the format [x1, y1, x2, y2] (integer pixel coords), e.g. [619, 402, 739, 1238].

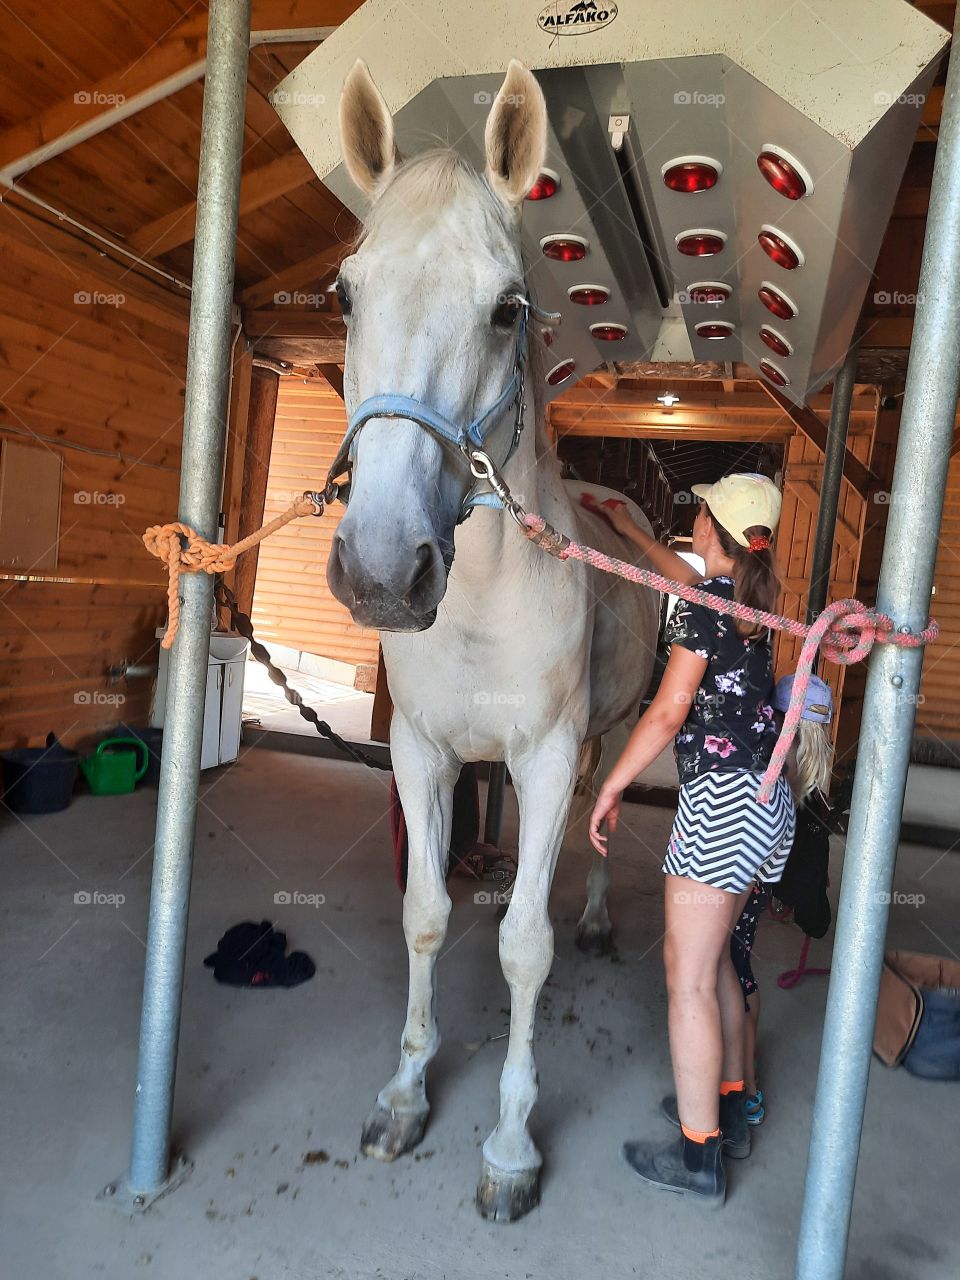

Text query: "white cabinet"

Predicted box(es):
[152, 632, 249, 770]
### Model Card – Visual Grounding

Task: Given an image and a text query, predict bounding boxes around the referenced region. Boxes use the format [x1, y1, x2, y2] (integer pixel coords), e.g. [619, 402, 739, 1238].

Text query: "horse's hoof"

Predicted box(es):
[575, 922, 613, 956]
[360, 1105, 428, 1161]
[476, 1161, 541, 1222]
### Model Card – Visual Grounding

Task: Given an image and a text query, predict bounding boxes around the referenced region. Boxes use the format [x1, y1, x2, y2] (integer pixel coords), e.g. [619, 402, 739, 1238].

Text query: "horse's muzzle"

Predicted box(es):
[327, 530, 447, 631]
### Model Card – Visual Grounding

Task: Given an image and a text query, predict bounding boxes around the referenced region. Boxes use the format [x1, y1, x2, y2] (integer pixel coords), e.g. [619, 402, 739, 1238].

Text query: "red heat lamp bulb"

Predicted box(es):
[686, 282, 731, 304]
[568, 285, 609, 306]
[676, 231, 726, 257]
[545, 358, 576, 387]
[759, 285, 797, 320]
[695, 321, 735, 340]
[759, 327, 792, 357]
[527, 171, 559, 201]
[542, 235, 587, 263]
[760, 359, 789, 387]
[590, 323, 627, 341]
[757, 151, 809, 200]
[663, 160, 720, 193]
[758, 229, 802, 270]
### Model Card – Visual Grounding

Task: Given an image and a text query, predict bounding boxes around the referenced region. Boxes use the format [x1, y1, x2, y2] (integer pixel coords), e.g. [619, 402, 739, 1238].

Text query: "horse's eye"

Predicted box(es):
[335, 279, 352, 317]
[492, 295, 522, 329]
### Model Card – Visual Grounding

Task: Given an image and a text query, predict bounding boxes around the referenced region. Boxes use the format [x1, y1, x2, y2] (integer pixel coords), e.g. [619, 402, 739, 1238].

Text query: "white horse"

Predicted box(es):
[328, 59, 660, 1221]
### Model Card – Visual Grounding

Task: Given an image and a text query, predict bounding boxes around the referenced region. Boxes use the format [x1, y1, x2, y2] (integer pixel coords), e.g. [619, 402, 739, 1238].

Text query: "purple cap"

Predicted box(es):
[774, 673, 833, 723]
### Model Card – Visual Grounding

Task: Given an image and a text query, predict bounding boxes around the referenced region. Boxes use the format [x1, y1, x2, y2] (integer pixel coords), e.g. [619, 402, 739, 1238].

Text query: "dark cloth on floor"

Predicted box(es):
[773, 793, 832, 938]
[203, 919, 315, 988]
[731, 882, 770, 1008]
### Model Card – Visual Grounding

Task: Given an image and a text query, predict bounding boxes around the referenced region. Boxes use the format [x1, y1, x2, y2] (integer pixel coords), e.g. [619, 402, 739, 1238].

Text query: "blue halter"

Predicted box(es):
[327, 308, 532, 521]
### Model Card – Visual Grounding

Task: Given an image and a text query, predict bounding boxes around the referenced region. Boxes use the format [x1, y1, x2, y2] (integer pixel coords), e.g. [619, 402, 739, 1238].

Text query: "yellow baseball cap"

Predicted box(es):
[691, 473, 782, 548]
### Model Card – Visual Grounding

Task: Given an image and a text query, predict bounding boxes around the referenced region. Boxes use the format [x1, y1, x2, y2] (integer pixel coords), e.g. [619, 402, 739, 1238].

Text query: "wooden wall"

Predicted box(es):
[774, 409, 885, 771]
[250, 378, 380, 670]
[0, 203, 188, 749]
[914, 450, 960, 757]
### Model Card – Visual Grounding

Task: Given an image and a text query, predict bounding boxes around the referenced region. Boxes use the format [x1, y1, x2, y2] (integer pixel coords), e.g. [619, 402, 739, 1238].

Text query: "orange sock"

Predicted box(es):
[720, 1079, 745, 1095]
[681, 1123, 721, 1143]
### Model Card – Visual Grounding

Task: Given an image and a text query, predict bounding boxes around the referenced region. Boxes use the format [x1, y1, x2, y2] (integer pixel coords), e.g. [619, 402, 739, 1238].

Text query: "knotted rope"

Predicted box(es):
[143, 495, 320, 649]
[522, 514, 938, 804]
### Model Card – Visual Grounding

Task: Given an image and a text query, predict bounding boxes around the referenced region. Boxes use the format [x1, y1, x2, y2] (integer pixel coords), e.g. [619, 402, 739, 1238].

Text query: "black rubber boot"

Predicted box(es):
[623, 1131, 725, 1207]
[659, 1092, 751, 1159]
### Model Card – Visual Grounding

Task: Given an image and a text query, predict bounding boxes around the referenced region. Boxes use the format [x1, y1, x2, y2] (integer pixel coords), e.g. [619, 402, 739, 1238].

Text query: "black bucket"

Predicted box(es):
[1, 733, 79, 814]
[108, 724, 163, 787]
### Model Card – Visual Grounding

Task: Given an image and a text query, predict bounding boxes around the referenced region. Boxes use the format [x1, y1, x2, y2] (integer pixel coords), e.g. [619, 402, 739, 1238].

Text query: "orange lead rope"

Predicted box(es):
[142, 494, 321, 649]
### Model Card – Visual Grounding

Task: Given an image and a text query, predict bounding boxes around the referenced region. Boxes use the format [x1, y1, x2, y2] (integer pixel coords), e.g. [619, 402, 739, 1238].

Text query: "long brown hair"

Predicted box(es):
[705, 503, 781, 637]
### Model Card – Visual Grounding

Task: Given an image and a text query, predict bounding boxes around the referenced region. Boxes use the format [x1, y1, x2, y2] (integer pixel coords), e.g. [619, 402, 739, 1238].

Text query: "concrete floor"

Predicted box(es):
[243, 660, 376, 743]
[4, 749, 959, 1280]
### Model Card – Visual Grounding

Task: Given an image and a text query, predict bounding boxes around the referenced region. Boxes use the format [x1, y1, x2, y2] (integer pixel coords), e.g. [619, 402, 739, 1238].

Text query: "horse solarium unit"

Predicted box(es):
[272, 0, 948, 406]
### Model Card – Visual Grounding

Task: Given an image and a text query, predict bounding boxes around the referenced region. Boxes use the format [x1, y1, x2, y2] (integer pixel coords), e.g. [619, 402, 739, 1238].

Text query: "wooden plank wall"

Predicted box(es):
[915, 450, 960, 755]
[0, 202, 188, 749]
[250, 378, 380, 668]
[774, 410, 882, 774]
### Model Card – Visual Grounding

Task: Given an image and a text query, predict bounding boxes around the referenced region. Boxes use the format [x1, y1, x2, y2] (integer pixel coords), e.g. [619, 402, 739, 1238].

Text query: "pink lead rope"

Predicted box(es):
[521, 514, 938, 805]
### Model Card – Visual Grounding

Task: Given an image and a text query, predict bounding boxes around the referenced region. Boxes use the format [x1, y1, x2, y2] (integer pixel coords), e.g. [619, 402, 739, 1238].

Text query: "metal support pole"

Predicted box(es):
[796, 13, 960, 1278]
[484, 762, 508, 847]
[806, 334, 859, 623]
[126, 0, 252, 1196]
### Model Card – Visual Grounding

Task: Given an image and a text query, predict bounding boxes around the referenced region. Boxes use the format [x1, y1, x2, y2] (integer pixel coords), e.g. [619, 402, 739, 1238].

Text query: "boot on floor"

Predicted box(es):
[623, 1131, 725, 1207]
[659, 1090, 751, 1159]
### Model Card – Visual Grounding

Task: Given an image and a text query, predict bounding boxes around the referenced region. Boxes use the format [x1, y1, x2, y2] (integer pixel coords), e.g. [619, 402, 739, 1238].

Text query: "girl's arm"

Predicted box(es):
[589, 644, 708, 854]
[605, 503, 703, 586]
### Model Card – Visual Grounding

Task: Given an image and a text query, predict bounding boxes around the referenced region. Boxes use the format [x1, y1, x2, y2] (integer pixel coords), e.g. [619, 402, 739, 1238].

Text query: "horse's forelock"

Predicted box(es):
[355, 148, 512, 248]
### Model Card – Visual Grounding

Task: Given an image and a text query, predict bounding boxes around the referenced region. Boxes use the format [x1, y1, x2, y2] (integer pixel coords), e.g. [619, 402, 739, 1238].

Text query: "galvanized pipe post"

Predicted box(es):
[127, 0, 252, 1195]
[806, 333, 860, 623]
[796, 13, 960, 1278]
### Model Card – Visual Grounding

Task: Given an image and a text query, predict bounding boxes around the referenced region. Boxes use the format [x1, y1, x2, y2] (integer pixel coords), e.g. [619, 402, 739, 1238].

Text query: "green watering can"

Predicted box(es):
[80, 737, 149, 796]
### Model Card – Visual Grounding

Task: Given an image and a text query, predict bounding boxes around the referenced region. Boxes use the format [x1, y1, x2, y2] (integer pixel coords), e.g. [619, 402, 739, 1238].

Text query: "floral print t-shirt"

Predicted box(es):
[663, 576, 778, 784]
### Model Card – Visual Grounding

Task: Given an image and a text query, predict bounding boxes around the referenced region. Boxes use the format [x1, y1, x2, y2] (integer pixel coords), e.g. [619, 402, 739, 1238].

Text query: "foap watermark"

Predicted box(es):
[74, 690, 125, 706]
[273, 290, 328, 309]
[474, 691, 526, 707]
[274, 890, 326, 908]
[875, 891, 925, 907]
[273, 89, 326, 107]
[473, 90, 526, 107]
[673, 490, 703, 506]
[874, 90, 926, 107]
[74, 90, 125, 106]
[673, 90, 725, 108]
[74, 290, 125, 307]
[74, 490, 125, 505]
[872, 490, 908, 506]
[74, 890, 125, 907]
[474, 889, 512, 906]
[873, 290, 922, 307]
[673, 888, 726, 907]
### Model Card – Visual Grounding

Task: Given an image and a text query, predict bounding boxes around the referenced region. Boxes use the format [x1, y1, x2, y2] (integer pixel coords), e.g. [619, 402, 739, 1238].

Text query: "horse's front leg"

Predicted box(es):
[361, 713, 459, 1161]
[477, 731, 580, 1222]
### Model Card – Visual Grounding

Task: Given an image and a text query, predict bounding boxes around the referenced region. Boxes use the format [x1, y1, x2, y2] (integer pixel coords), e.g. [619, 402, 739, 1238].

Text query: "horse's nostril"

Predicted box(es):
[407, 539, 445, 613]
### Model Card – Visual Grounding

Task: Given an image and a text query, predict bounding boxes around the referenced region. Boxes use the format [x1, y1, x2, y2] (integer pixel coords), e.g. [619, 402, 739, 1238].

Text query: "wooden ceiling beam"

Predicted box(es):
[552, 386, 876, 416]
[251, 336, 346, 363]
[130, 150, 318, 256]
[0, 2, 359, 180]
[759, 383, 884, 500]
[552, 415, 793, 441]
[240, 242, 352, 310]
[244, 309, 345, 339]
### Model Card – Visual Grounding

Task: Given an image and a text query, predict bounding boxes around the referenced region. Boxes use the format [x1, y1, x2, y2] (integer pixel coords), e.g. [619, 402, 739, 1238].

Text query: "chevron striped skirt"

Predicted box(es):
[663, 770, 797, 893]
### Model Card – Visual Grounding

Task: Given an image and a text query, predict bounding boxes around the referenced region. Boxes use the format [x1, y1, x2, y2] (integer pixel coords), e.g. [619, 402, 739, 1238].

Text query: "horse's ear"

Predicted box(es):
[483, 60, 547, 207]
[339, 60, 400, 199]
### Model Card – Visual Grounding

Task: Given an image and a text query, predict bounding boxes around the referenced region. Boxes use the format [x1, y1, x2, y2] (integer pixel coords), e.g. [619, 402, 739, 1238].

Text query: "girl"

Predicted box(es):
[590, 473, 794, 1207]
